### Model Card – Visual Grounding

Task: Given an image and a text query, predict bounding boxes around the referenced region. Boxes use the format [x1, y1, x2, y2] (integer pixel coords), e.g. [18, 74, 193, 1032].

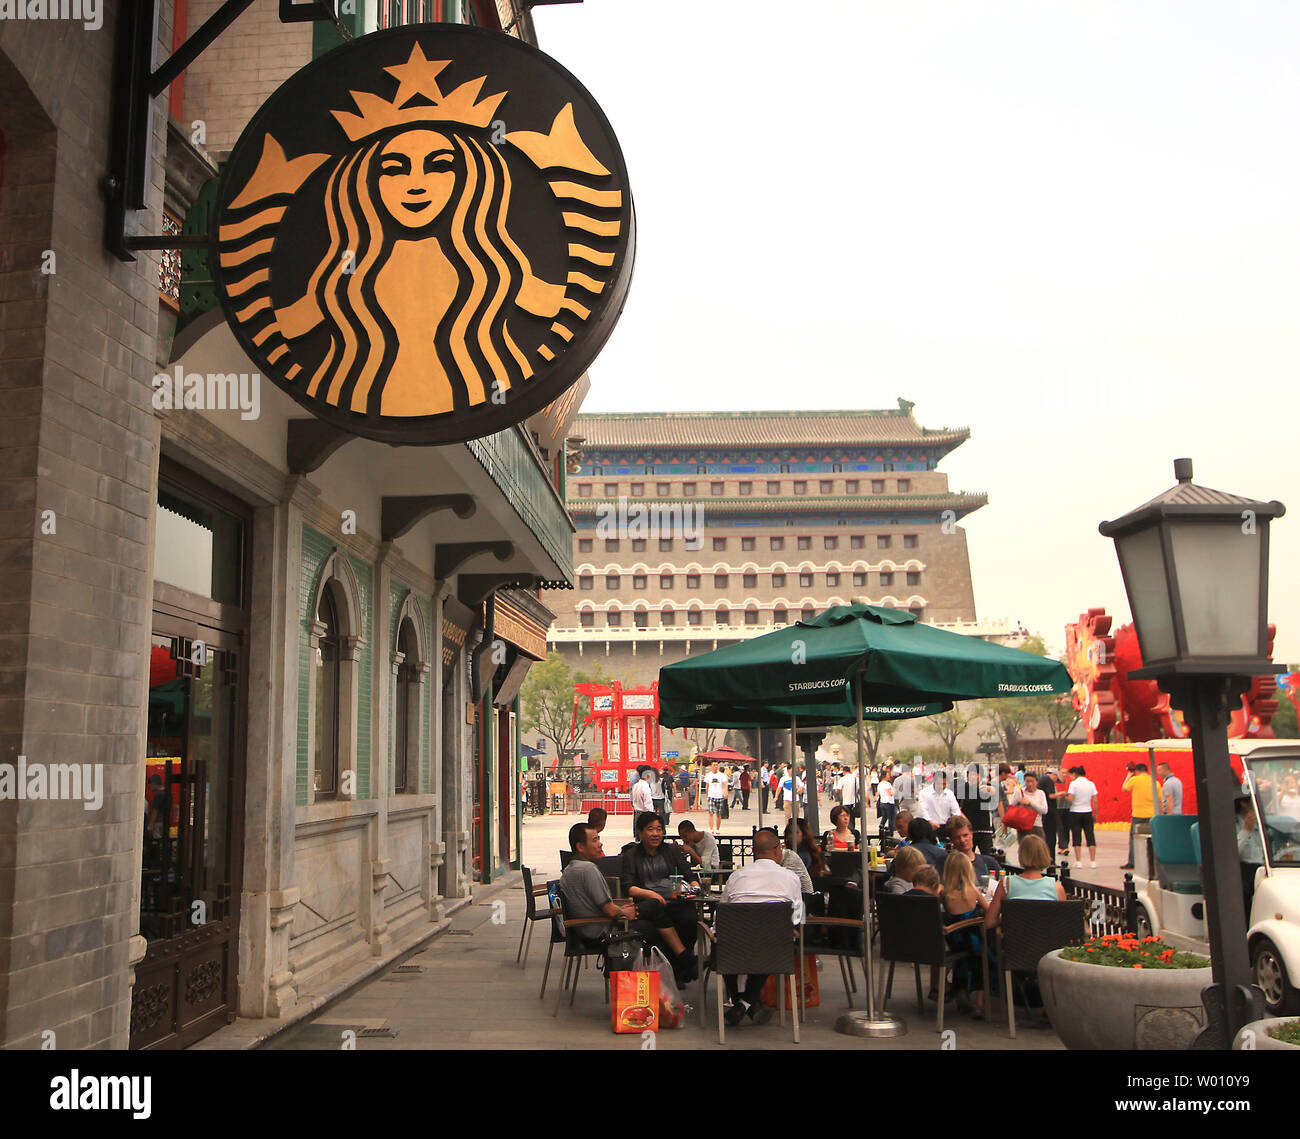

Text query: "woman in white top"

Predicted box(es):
[1009, 772, 1050, 843]
[876, 775, 897, 837]
[1053, 765, 1099, 869]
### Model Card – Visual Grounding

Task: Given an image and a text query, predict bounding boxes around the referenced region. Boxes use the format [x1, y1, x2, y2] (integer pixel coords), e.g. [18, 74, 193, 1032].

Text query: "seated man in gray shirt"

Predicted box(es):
[678, 820, 718, 870]
[560, 821, 654, 943]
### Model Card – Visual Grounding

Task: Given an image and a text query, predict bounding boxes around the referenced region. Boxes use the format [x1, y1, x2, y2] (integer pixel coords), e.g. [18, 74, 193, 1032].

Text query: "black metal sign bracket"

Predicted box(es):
[104, 0, 342, 260]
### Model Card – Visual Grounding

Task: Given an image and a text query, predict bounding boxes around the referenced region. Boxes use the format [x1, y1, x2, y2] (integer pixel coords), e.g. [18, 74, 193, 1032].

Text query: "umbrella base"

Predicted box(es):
[834, 1010, 907, 1039]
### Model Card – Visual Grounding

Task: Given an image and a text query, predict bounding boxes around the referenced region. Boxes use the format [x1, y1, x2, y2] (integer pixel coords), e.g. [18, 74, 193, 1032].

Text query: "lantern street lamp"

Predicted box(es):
[1100, 457, 1285, 1047]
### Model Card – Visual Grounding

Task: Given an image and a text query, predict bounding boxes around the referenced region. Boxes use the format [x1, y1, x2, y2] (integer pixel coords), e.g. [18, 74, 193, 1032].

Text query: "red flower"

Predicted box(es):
[1133, 964, 1143, 969]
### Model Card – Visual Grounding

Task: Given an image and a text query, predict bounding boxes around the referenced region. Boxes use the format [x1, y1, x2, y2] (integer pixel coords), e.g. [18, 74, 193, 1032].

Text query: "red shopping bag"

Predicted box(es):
[611, 969, 659, 1034]
[761, 955, 820, 1009]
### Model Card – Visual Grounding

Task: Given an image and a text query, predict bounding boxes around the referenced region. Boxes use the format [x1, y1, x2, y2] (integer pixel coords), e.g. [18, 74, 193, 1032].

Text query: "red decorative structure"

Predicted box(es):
[571, 681, 663, 803]
[1065, 607, 1281, 744]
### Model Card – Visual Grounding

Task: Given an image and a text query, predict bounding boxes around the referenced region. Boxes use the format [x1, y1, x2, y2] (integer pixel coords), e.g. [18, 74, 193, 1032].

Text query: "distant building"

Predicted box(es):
[543, 404, 999, 754]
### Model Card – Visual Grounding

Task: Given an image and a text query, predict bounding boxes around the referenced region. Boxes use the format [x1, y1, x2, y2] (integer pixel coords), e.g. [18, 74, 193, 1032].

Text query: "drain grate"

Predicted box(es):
[356, 1027, 398, 1039]
[391, 963, 425, 974]
[447, 928, 474, 936]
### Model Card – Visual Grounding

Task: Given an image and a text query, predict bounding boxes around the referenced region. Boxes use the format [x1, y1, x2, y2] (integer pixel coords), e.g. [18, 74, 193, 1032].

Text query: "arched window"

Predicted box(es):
[315, 588, 341, 796]
[394, 620, 417, 794]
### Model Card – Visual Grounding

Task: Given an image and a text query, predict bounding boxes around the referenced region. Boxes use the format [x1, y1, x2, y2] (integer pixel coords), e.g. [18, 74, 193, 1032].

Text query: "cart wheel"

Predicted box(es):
[1252, 937, 1300, 1016]
[1134, 907, 1154, 940]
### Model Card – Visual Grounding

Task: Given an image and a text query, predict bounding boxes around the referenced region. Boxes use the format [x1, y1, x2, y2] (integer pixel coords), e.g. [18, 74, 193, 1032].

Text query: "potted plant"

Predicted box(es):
[1233, 1018, 1300, 1050]
[1038, 932, 1211, 1050]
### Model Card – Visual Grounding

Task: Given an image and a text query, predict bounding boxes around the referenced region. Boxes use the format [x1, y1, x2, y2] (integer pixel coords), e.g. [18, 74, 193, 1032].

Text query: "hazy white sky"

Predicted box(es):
[534, 1, 1300, 661]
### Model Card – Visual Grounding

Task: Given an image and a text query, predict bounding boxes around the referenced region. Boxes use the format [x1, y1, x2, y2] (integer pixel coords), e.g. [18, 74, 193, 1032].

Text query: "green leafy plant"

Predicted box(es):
[1267, 1020, 1300, 1046]
[1060, 932, 1209, 970]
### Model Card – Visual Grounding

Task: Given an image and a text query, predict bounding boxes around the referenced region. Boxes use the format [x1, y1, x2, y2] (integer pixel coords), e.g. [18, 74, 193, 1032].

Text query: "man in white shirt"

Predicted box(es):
[893, 766, 917, 814]
[630, 767, 654, 835]
[759, 763, 771, 813]
[917, 771, 962, 830]
[838, 767, 859, 822]
[718, 828, 803, 1025]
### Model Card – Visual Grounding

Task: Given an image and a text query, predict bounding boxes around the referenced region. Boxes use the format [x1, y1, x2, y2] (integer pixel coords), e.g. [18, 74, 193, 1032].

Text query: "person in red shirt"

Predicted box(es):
[739, 766, 752, 810]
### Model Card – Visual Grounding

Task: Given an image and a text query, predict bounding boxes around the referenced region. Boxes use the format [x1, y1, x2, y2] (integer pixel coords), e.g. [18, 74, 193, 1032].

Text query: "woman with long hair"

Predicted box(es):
[941, 850, 993, 1019]
[786, 818, 826, 878]
[276, 126, 564, 419]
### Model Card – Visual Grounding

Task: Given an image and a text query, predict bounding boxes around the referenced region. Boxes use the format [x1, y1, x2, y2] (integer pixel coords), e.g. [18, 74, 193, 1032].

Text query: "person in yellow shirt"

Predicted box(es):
[1121, 762, 1162, 870]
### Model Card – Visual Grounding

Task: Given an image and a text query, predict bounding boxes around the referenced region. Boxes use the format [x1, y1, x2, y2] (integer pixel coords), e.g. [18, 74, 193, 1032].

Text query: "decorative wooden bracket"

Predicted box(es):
[459, 572, 538, 607]
[434, 541, 514, 582]
[286, 419, 352, 473]
[381, 495, 476, 543]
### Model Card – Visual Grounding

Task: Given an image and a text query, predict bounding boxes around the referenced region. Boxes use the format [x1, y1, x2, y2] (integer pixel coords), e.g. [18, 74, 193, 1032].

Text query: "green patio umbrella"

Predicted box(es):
[659, 604, 1071, 718]
[657, 603, 1072, 1038]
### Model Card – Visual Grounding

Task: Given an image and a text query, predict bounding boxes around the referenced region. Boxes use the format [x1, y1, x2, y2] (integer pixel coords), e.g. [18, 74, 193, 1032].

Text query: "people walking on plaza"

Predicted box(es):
[760, 761, 771, 813]
[1037, 768, 1061, 859]
[1120, 762, 1161, 869]
[1055, 765, 1099, 869]
[630, 767, 654, 835]
[838, 763, 859, 822]
[893, 764, 917, 815]
[739, 765, 752, 810]
[730, 766, 744, 809]
[1158, 761, 1183, 816]
[718, 828, 803, 1026]
[704, 761, 729, 834]
[1009, 772, 1050, 843]
[876, 769, 896, 836]
[620, 812, 699, 986]
[649, 765, 667, 825]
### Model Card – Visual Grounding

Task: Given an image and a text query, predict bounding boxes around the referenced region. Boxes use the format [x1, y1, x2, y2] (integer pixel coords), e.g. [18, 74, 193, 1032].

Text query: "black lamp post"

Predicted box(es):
[1099, 458, 1285, 1048]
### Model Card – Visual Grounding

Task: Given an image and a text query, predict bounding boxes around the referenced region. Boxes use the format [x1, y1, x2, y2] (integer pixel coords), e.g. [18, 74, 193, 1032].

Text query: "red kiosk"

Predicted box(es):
[572, 681, 664, 814]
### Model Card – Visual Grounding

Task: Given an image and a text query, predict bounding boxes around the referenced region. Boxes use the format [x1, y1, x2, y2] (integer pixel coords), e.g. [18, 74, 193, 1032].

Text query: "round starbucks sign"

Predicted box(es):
[212, 25, 634, 444]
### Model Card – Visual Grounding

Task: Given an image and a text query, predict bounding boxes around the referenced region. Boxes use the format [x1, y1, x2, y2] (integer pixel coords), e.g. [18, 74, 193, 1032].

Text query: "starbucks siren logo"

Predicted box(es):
[212, 27, 634, 444]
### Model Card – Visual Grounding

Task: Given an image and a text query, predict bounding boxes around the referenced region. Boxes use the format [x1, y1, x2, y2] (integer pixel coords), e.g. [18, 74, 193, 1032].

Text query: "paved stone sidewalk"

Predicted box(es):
[263, 873, 1065, 1052]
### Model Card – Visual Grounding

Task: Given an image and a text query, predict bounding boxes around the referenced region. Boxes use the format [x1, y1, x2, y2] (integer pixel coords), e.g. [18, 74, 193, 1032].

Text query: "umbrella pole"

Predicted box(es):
[756, 727, 763, 831]
[835, 669, 905, 1038]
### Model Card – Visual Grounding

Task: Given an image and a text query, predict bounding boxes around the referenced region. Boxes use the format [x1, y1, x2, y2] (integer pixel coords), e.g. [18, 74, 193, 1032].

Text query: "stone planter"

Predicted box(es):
[1233, 1017, 1300, 1050]
[1038, 949, 1213, 1050]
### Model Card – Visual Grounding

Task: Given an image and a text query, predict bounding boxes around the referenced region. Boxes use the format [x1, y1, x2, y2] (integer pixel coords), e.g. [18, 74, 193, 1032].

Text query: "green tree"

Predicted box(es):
[519, 652, 607, 759]
[830, 718, 897, 765]
[922, 705, 977, 764]
[1272, 689, 1297, 738]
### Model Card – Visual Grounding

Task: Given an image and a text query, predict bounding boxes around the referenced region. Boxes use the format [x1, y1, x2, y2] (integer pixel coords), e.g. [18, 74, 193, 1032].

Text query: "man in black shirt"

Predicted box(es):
[621, 811, 699, 984]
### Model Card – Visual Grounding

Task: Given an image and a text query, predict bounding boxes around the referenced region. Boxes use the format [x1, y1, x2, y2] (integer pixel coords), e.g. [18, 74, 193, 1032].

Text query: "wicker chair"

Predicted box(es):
[517, 866, 558, 970]
[996, 898, 1087, 1037]
[803, 884, 869, 1006]
[875, 892, 990, 1032]
[697, 901, 801, 1044]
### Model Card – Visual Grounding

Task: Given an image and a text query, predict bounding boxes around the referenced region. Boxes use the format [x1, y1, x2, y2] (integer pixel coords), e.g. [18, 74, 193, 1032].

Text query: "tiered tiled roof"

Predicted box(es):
[569, 405, 969, 450]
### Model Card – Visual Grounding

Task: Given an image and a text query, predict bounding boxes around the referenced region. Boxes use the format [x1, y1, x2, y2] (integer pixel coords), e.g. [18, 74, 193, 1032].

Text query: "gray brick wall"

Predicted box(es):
[0, 9, 166, 1049]
[182, 0, 314, 159]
